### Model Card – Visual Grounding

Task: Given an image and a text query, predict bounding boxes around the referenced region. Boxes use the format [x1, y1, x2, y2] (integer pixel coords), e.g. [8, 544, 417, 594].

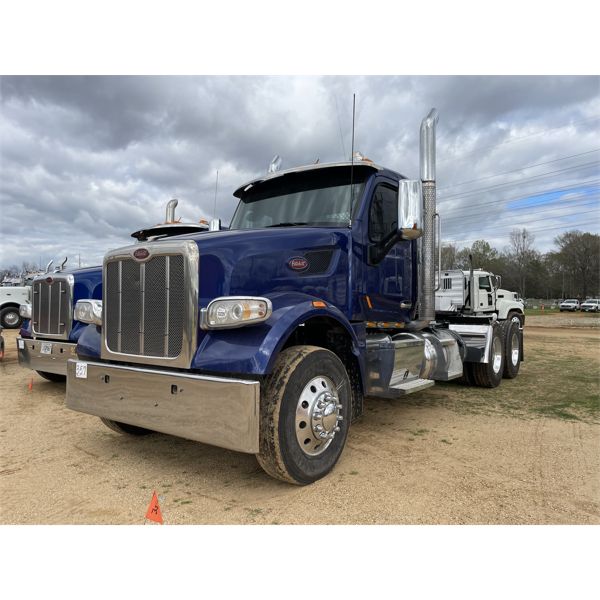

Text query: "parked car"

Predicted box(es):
[580, 299, 600, 312]
[559, 299, 580, 312]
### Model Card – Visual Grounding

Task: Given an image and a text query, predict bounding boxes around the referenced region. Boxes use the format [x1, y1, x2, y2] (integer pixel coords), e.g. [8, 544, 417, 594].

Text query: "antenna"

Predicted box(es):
[213, 170, 219, 220]
[349, 93, 356, 220]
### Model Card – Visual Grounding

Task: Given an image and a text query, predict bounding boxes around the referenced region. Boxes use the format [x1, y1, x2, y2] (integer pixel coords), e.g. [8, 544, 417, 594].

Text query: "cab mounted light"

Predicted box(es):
[201, 297, 272, 330]
[74, 299, 102, 326]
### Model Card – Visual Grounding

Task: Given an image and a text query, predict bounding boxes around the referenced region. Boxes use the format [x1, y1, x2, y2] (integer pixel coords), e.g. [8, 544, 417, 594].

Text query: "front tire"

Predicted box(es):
[0, 306, 22, 329]
[36, 370, 66, 383]
[470, 324, 505, 388]
[100, 418, 153, 436]
[257, 345, 351, 485]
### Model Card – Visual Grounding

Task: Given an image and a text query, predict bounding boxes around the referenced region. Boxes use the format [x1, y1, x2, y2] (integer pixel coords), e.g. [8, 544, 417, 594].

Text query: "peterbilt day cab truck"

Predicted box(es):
[16, 200, 213, 382]
[66, 109, 524, 485]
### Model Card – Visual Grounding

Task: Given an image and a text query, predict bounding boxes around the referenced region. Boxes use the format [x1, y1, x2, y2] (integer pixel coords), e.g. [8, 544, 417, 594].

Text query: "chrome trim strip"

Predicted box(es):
[140, 261, 145, 355]
[101, 239, 199, 369]
[16, 337, 77, 376]
[66, 359, 260, 454]
[164, 255, 170, 356]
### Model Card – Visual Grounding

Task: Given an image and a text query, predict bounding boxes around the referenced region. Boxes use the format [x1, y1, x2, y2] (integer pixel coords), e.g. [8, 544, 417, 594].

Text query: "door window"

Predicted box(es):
[369, 184, 398, 243]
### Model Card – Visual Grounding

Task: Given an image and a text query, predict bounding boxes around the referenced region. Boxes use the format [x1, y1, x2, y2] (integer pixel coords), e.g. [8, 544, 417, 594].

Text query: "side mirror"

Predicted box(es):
[397, 180, 423, 240]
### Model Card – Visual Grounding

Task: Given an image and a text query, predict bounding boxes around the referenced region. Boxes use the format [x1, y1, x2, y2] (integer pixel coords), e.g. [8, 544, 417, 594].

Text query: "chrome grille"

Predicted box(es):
[32, 275, 73, 339]
[102, 241, 198, 368]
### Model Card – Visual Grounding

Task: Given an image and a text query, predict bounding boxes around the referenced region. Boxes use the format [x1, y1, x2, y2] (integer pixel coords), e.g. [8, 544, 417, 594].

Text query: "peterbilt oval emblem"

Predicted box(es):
[45, 277, 53, 284]
[288, 257, 309, 271]
[133, 248, 150, 260]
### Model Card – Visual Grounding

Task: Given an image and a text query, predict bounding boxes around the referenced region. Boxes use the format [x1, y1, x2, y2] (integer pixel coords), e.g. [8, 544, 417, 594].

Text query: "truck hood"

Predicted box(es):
[172, 226, 352, 313]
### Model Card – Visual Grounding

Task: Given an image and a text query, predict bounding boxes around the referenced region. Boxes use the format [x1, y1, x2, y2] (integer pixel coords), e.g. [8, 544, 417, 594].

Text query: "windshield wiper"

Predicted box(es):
[266, 222, 309, 228]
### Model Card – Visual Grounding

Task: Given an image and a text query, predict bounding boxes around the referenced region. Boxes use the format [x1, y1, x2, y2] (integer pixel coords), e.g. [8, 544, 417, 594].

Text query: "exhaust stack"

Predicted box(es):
[419, 108, 439, 324]
[165, 198, 178, 223]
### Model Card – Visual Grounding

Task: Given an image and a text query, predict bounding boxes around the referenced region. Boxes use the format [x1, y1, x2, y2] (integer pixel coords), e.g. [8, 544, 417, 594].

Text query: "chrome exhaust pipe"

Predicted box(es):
[45, 259, 53, 273]
[54, 256, 68, 272]
[165, 198, 178, 223]
[419, 108, 439, 324]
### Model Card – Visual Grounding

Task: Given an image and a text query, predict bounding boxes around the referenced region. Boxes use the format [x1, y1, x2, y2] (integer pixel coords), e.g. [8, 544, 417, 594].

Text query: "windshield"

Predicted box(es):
[230, 169, 367, 230]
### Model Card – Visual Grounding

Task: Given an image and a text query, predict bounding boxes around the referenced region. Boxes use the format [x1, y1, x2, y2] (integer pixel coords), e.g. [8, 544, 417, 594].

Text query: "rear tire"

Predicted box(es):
[257, 345, 351, 485]
[36, 370, 66, 383]
[470, 324, 504, 388]
[501, 320, 521, 379]
[100, 418, 153, 436]
[0, 306, 22, 329]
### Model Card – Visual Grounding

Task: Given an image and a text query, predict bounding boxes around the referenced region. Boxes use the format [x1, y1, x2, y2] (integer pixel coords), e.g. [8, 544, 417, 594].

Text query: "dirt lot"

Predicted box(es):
[1, 316, 599, 525]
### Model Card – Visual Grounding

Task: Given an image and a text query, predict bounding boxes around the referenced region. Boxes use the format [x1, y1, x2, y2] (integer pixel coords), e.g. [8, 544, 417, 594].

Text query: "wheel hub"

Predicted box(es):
[295, 376, 343, 456]
[4, 311, 19, 326]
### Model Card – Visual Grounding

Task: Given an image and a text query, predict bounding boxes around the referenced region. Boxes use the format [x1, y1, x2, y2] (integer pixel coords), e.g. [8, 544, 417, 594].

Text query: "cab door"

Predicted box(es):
[362, 180, 413, 322]
[477, 275, 495, 309]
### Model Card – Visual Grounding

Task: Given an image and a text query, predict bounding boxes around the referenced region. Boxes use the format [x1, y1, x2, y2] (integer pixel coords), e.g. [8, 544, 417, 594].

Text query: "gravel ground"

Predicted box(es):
[1, 326, 598, 525]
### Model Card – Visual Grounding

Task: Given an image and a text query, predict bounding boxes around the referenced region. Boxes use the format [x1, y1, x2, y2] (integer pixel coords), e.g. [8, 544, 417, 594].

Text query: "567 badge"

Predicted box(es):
[75, 362, 88, 379]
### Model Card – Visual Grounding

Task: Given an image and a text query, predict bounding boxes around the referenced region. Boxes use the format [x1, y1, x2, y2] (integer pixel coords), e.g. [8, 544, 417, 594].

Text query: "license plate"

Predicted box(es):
[40, 342, 53, 355]
[75, 362, 88, 379]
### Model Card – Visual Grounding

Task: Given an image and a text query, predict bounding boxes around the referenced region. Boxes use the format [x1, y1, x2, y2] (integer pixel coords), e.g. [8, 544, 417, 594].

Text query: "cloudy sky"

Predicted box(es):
[0, 75, 599, 270]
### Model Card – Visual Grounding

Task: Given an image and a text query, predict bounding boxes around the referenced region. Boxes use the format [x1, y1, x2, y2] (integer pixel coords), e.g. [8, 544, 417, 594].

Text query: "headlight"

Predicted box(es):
[74, 299, 102, 326]
[19, 303, 32, 319]
[201, 297, 272, 329]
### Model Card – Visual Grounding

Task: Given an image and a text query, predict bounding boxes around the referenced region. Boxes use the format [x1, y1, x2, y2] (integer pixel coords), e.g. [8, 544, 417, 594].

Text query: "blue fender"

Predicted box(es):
[192, 291, 366, 381]
[76, 323, 102, 360]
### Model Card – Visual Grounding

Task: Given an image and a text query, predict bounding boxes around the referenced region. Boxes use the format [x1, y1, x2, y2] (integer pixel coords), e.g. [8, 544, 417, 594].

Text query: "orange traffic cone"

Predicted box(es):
[28, 378, 33, 391]
[145, 491, 164, 524]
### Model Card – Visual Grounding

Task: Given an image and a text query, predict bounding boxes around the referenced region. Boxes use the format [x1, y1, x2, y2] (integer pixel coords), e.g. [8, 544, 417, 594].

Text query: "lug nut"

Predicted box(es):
[315, 424, 323, 432]
[336, 404, 343, 409]
[337, 415, 344, 421]
[319, 432, 328, 439]
[334, 426, 340, 432]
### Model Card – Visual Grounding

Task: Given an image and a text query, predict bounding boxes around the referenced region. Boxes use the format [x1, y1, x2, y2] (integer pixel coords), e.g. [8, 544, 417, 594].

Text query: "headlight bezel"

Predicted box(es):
[200, 296, 272, 330]
[74, 299, 103, 326]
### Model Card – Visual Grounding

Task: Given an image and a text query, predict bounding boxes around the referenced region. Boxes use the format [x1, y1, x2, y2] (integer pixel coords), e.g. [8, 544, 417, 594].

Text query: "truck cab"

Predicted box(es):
[436, 269, 524, 325]
[66, 109, 524, 485]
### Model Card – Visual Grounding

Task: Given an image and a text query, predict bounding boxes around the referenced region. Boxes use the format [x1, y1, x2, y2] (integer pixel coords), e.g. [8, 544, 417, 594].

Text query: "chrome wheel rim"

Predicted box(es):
[295, 375, 343, 456]
[511, 332, 520, 366]
[4, 310, 19, 326]
[492, 337, 502, 374]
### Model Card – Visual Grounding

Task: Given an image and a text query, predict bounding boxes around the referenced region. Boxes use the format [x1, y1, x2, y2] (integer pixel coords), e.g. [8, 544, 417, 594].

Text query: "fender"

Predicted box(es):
[192, 291, 366, 379]
[75, 323, 102, 360]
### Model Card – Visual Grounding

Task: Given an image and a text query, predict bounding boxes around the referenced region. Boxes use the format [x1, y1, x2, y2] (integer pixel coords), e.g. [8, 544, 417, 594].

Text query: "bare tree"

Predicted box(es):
[508, 228, 536, 297]
[440, 243, 458, 270]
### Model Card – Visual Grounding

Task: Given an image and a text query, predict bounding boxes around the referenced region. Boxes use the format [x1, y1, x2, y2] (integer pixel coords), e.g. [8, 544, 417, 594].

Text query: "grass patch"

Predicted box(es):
[398, 338, 600, 424]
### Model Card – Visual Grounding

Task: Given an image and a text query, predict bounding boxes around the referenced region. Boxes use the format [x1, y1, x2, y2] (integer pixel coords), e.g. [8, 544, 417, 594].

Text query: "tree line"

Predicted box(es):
[441, 229, 600, 300]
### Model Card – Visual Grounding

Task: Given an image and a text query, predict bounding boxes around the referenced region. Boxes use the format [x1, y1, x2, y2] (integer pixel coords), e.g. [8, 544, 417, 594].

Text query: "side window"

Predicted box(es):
[369, 184, 398, 243]
[478, 276, 491, 291]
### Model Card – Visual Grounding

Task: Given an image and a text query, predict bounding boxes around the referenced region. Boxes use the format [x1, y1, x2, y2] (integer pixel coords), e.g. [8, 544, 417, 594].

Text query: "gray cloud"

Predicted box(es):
[1, 75, 599, 269]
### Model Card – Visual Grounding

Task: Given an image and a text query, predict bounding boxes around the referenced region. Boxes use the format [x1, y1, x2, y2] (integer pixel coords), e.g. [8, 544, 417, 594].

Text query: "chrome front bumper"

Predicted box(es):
[17, 337, 76, 375]
[66, 359, 260, 454]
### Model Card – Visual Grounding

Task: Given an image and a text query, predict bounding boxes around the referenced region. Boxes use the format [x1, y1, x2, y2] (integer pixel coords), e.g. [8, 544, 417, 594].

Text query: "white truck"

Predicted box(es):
[0, 283, 31, 329]
[435, 268, 525, 326]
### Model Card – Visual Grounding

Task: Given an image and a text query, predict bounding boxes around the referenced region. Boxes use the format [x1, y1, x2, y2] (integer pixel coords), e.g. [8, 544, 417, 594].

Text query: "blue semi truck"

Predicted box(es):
[16, 200, 212, 381]
[65, 110, 524, 485]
